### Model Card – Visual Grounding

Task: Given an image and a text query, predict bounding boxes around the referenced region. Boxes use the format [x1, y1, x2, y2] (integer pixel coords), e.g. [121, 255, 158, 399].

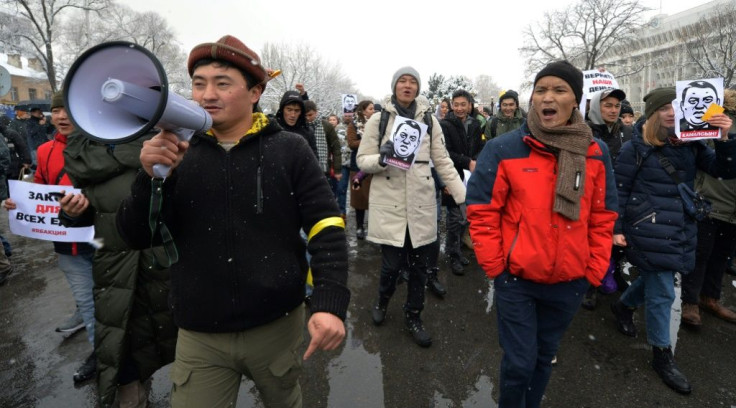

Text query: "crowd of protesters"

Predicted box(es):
[0, 31, 735, 408]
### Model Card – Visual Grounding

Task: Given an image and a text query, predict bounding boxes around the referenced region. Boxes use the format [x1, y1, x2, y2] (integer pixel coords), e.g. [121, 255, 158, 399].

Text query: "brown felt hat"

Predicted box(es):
[187, 35, 268, 88]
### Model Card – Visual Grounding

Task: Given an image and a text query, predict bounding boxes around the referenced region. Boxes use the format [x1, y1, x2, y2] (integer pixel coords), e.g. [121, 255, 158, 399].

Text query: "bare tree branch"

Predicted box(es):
[519, 0, 649, 90]
[55, 2, 189, 95]
[677, 3, 736, 87]
[0, 0, 109, 91]
[259, 42, 356, 116]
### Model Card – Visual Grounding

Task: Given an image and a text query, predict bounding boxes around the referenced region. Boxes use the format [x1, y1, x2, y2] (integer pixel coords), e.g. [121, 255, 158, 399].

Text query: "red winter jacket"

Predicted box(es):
[35, 132, 73, 186]
[466, 125, 618, 285]
[34, 132, 93, 256]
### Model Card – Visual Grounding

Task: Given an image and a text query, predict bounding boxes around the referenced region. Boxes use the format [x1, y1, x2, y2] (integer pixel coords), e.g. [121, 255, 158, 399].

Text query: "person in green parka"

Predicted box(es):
[59, 128, 176, 408]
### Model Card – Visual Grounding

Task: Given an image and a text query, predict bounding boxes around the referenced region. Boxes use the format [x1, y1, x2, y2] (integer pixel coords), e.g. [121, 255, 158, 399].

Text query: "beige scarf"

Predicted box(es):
[526, 108, 592, 220]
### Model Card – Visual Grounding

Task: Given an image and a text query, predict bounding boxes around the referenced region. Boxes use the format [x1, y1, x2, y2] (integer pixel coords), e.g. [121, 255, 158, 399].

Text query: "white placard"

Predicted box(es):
[342, 94, 358, 113]
[382, 115, 428, 170]
[7, 180, 95, 243]
[673, 77, 723, 141]
[582, 70, 619, 95]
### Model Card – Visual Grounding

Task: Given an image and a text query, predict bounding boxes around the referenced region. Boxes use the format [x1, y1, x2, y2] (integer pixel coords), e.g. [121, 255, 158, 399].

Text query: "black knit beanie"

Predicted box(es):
[644, 87, 676, 119]
[619, 100, 634, 116]
[534, 61, 584, 104]
[499, 90, 520, 106]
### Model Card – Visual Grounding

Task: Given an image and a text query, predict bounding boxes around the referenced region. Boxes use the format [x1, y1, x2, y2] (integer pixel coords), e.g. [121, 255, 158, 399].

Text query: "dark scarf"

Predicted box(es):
[392, 95, 417, 120]
[527, 108, 592, 220]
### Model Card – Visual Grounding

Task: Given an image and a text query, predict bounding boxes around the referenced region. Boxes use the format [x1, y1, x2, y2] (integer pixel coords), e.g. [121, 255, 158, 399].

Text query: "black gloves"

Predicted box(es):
[379, 141, 394, 167]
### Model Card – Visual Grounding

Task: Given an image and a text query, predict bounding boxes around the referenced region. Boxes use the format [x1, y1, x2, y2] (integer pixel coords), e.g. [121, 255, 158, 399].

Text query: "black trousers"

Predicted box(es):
[682, 217, 736, 304]
[378, 230, 431, 313]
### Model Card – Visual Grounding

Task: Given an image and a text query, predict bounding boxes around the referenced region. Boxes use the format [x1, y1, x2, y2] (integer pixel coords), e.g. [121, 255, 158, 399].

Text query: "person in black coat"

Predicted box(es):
[275, 90, 318, 159]
[116, 35, 349, 407]
[611, 87, 736, 395]
[582, 88, 633, 309]
[0, 116, 32, 180]
[439, 89, 482, 276]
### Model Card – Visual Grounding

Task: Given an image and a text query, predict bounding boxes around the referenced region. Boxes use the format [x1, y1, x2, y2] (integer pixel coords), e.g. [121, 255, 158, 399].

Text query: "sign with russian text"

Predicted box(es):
[582, 70, 619, 95]
[673, 77, 723, 140]
[382, 116, 428, 170]
[7, 180, 95, 243]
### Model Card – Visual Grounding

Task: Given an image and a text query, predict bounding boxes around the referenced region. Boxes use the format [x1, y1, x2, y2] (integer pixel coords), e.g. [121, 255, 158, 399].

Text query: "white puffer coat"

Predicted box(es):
[357, 96, 465, 247]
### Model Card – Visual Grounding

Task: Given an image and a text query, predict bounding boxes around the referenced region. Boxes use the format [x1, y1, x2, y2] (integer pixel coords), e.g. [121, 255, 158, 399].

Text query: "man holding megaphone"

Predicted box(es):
[116, 35, 350, 408]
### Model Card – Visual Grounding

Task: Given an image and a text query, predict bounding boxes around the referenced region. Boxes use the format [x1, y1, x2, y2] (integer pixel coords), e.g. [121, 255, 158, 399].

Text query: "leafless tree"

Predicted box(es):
[519, 0, 649, 88]
[58, 2, 189, 95]
[0, 0, 108, 91]
[259, 42, 356, 116]
[474, 75, 502, 107]
[677, 2, 736, 88]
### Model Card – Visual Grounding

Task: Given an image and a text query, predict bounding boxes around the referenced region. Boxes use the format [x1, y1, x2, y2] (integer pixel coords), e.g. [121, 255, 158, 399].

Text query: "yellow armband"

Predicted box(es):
[306, 216, 346, 286]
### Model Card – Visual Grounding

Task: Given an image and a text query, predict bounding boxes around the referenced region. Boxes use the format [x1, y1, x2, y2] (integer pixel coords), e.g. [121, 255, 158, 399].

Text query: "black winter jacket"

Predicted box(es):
[614, 123, 736, 274]
[587, 119, 632, 164]
[440, 112, 483, 180]
[1, 123, 31, 179]
[117, 116, 350, 333]
[275, 90, 318, 158]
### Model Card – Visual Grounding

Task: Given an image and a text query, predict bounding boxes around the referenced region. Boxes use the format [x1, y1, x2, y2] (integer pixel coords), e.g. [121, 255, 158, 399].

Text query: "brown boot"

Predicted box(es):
[699, 296, 736, 323]
[680, 303, 701, 327]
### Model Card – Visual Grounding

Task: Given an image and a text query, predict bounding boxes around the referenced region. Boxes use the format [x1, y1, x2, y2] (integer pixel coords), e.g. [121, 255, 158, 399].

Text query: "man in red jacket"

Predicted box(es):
[466, 61, 618, 407]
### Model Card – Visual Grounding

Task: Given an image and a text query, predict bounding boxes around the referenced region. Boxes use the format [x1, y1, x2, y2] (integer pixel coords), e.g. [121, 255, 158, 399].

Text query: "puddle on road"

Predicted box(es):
[325, 308, 498, 407]
[325, 313, 383, 407]
[431, 374, 496, 408]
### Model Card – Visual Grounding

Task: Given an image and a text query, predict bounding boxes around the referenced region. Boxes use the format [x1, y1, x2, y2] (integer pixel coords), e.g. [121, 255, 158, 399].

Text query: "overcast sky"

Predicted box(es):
[125, 0, 702, 101]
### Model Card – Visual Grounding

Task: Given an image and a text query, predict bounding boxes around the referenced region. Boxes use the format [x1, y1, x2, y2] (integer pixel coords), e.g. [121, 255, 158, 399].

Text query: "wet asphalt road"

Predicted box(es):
[1, 211, 735, 408]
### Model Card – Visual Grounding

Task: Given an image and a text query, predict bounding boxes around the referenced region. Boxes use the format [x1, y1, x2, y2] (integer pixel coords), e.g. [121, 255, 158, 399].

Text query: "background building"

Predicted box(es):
[0, 52, 52, 118]
[599, 0, 733, 112]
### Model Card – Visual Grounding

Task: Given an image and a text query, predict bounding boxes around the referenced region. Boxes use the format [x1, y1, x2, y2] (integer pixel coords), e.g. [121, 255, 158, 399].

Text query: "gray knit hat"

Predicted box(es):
[644, 87, 676, 119]
[391, 66, 421, 95]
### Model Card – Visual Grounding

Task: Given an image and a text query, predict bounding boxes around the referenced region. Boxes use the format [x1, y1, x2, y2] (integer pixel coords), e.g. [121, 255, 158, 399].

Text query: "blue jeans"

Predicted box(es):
[0, 234, 11, 256]
[57, 252, 95, 346]
[495, 271, 588, 408]
[619, 269, 676, 348]
[336, 166, 349, 215]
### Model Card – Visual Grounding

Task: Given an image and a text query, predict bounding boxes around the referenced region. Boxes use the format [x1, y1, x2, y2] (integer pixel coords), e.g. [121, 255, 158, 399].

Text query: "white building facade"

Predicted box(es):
[599, 0, 733, 111]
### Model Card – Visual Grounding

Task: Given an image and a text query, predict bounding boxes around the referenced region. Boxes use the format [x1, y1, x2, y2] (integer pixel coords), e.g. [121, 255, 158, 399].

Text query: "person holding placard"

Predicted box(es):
[611, 87, 736, 395]
[357, 66, 464, 347]
[4, 91, 97, 384]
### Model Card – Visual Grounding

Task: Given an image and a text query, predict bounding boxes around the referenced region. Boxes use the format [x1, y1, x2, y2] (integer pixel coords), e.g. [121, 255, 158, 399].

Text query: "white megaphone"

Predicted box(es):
[63, 41, 212, 178]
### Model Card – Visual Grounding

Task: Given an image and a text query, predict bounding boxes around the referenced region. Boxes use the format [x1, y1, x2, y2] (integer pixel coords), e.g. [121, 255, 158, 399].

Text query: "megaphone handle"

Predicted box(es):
[153, 163, 171, 179]
[152, 128, 196, 179]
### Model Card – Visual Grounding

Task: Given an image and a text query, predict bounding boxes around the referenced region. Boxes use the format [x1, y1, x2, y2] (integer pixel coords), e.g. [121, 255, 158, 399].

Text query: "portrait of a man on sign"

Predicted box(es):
[342, 94, 357, 113]
[674, 78, 723, 140]
[382, 116, 427, 170]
